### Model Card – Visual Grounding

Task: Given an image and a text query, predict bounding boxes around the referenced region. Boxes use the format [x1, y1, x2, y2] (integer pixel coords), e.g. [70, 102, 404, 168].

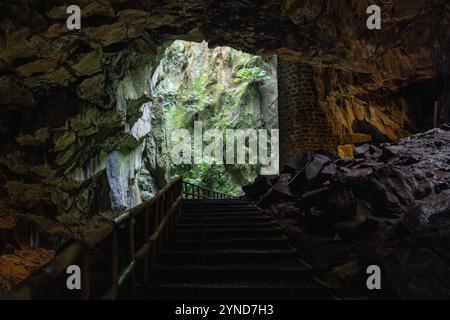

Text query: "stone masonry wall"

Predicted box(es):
[278, 59, 337, 166]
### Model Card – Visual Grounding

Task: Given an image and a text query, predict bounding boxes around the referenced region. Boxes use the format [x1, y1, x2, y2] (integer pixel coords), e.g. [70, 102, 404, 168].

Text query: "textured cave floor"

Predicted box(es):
[0, 210, 120, 295]
[0, 247, 54, 295]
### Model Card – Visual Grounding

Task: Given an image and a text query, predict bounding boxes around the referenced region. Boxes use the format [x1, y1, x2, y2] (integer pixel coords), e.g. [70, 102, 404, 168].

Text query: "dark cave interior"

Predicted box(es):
[0, 0, 450, 300]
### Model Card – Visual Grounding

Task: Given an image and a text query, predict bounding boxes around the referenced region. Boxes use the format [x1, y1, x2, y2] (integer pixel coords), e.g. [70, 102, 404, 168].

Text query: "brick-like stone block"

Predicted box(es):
[278, 59, 337, 166]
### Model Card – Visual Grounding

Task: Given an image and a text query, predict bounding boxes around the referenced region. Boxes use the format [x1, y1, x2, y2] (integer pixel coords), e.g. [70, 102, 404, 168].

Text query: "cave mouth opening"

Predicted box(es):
[135, 40, 279, 199]
[0, 37, 280, 293]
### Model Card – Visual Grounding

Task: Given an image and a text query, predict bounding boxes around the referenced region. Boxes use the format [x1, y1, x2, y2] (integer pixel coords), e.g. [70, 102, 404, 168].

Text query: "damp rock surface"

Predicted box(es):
[0, 248, 54, 295]
[244, 125, 450, 299]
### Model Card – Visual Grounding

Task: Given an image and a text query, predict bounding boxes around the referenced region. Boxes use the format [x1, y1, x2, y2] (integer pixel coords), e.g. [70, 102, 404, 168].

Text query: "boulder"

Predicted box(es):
[354, 143, 370, 157]
[242, 175, 273, 199]
[406, 190, 450, 230]
[247, 126, 450, 298]
[305, 154, 331, 181]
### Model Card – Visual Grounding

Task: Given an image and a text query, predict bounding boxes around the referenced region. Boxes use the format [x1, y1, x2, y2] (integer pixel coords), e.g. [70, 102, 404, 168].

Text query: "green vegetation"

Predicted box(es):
[234, 57, 271, 84]
[171, 162, 244, 196]
[150, 41, 277, 196]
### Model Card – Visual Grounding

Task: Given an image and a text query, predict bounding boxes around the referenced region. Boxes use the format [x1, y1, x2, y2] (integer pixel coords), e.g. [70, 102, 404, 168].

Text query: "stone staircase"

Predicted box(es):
[137, 199, 332, 300]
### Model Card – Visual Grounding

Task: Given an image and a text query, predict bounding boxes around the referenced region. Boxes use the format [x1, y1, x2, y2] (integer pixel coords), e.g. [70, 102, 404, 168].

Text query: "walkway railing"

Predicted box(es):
[3, 178, 183, 300]
[1, 178, 237, 300]
[183, 181, 237, 200]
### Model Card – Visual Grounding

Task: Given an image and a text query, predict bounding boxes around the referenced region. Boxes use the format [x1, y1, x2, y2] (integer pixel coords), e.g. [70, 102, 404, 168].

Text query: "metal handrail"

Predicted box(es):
[2, 177, 183, 300]
[182, 181, 238, 200]
[1, 178, 238, 300]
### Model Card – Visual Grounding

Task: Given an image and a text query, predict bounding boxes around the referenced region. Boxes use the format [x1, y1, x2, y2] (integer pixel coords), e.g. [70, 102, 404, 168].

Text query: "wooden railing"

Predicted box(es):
[1, 178, 237, 300]
[183, 181, 237, 200]
[2, 177, 183, 300]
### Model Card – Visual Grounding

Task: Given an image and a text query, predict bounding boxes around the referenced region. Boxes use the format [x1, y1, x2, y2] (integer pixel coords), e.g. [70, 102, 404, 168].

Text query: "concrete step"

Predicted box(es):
[183, 206, 259, 212]
[182, 200, 250, 205]
[179, 215, 273, 224]
[182, 211, 267, 218]
[159, 249, 300, 266]
[138, 281, 331, 300]
[150, 265, 312, 283]
[165, 238, 290, 250]
[137, 198, 332, 300]
[171, 227, 282, 240]
[176, 222, 277, 230]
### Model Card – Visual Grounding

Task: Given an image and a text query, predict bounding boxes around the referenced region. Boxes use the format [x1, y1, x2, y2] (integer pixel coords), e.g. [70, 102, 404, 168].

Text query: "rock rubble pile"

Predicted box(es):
[244, 125, 450, 299]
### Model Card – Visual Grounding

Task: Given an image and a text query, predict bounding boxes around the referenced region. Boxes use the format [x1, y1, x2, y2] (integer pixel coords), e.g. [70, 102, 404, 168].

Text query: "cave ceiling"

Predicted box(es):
[1, 0, 449, 103]
[0, 0, 449, 234]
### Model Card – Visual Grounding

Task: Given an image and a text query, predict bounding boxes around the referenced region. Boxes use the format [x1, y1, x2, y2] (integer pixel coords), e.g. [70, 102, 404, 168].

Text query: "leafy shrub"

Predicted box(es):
[234, 67, 269, 84]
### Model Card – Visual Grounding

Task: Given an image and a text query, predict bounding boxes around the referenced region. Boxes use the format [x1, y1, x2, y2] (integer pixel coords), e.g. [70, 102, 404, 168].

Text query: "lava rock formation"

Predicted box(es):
[243, 125, 450, 299]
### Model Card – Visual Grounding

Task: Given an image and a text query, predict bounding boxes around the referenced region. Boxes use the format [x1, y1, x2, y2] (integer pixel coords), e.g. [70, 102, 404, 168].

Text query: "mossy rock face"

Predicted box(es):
[149, 41, 278, 195]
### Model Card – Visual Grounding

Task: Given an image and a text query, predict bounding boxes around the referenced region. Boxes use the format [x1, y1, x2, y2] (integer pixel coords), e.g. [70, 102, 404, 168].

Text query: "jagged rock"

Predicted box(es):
[382, 145, 404, 160]
[354, 144, 370, 157]
[83, 0, 115, 18]
[15, 128, 50, 147]
[242, 175, 273, 199]
[258, 173, 295, 208]
[0, 76, 34, 107]
[280, 164, 299, 174]
[381, 247, 450, 299]
[23, 68, 75, 89]
[16, 59, 59, 77]
[321, 163, 337, 180]
[53, 131, 76, 152]
[246, 126, 450, 298]
[406, 190, 450, 230]
[337, 145, 354, 159]
[287, 151, 315, 171]
[260, 188, 294, 209]
[55, 144, 77, 166]
[72, 52, 103, 76]
[106, 146, 144, 209]
[335, 158, 353, 168]
[305, 154, 331, 181]
[0, 247, 55, 295]
[273, 174, 293, 195]
[338, 166, 373, 179]
[287, 170, 308, 195]
[76, 74, 106, 105]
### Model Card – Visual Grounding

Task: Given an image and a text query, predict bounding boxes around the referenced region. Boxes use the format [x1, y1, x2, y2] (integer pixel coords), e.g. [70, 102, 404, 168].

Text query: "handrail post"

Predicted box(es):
[158, 196, 165, 252]
[108, 228, 118, 298]
[81, 250, 90, 300]
[3, 178, 188, 301]
[169, 186, 175, 232]
[142, 206, 150, 284]
[127, 218, 135, 297]
[164, 190, 172, 241]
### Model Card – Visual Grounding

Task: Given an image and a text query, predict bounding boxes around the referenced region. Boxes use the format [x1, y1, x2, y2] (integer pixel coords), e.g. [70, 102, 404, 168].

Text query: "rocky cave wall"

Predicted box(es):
[277, 0, 450, 161]
[0, 0, 449, 244]
[277, 56, 446, 162]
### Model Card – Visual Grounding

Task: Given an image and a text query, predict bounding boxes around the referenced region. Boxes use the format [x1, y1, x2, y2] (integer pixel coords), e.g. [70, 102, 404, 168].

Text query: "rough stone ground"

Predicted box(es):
[0, 248, 54, 295]
[0, 209, 118, 296]
[244, 125, 450, 299]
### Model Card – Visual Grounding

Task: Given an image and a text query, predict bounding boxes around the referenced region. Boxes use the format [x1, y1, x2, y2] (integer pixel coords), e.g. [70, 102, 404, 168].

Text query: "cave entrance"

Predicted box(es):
[135, 41, 279, 199]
